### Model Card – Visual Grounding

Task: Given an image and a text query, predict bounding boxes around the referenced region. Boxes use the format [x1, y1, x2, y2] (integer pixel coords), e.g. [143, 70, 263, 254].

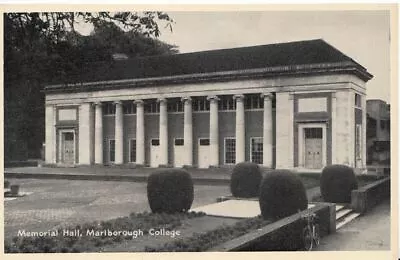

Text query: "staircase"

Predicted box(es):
[335, 204, 360, 230]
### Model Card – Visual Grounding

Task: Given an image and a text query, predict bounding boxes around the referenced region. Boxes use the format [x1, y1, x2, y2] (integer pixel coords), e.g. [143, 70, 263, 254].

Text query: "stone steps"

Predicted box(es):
[335, 205, 360, 230]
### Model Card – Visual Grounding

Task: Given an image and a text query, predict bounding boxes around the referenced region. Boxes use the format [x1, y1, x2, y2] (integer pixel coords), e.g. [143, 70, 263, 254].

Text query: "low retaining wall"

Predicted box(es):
[351, 177, 390, 214]
[209, 202, 336, 251]
[5, 161, 38, 168]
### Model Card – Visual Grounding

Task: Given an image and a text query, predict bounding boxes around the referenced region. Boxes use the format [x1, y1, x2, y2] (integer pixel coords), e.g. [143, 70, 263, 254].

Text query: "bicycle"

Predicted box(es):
[301, 211, 320, 251]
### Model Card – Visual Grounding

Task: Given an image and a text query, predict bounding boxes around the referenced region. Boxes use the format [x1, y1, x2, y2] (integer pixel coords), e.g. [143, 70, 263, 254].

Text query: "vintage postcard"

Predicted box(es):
[1, 3, 398, 260]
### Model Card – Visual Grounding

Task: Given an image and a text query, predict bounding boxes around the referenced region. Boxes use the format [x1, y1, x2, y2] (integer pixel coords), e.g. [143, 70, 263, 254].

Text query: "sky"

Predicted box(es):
[76, 10, 391, 102]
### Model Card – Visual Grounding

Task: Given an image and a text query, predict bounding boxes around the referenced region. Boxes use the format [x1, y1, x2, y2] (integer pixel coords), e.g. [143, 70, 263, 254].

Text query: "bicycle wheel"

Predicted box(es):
[313, 224, 320, 246]
[302, 227, 313, 251]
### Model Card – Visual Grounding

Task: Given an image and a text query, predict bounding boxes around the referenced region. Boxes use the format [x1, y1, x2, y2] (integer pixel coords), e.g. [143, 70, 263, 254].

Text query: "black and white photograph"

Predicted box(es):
[2, 5, 396, 257]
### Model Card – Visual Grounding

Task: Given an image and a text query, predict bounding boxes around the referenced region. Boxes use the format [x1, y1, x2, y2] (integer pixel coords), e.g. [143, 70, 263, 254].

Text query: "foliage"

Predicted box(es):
[230, 162, 262, 198]
[4, 12, 177, 161]
[5, 211, 205, 253]
[147, 169, 194, 213]
[259, 170, 308, 220]
[320, 164, 358, 203]
[144, 216, 271, 252]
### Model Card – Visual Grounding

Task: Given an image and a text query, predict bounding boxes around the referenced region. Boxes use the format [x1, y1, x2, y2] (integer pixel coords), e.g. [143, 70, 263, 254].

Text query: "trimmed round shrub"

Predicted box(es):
[230, 162, 262, 198]
[320, 164, 358, 203]
[259, 170, 308, 220]
[147, 169, 194, 213]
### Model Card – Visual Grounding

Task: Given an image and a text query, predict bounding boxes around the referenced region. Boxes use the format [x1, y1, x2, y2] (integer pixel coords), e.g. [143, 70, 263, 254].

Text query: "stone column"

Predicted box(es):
[79, 102, 93, 165]
[94, 102, 103, 165]
[158, 98, 168, 166]
[182, 97, 193, 166]
[134, 100, 145, 165]
[114, 101, 124, 164]
[207, 96, 219, 166]
[234, 94, 245, 163]
[45, 104, 55, 164]
[261, 93, 273, 168]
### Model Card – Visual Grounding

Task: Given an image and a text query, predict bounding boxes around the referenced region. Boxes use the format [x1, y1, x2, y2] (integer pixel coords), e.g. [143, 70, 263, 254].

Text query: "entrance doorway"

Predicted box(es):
[60, 130, 75, 165]
[173, 138, 185, 167]
[150, 139, 160, 167]
[198, 138, 210, 168]
[304, 128, 323, 169]
[298, 123, 327, 169]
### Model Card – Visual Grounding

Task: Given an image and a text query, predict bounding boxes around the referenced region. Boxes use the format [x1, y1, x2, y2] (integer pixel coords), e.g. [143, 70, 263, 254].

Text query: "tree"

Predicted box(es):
[4, 12, 176, 161]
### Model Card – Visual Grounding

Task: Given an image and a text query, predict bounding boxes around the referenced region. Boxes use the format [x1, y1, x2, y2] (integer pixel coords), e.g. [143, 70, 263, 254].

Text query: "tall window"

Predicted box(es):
[355, 93, 362, 108]
[192, 96, 210, 111]
[219, 95, 236, 111]
[245, 94, 264, 109]
[129, 139, 136, 162]
[103, 102, 116, 115]
[225, 138, 236, 164]
[251, 137, 263, 164]
[355, 124, 362, 159]
[167, 99, 184, 112]
[109, 139, 115, 162]
[124, 103, 136, 114]
[144, 100, 160, 113]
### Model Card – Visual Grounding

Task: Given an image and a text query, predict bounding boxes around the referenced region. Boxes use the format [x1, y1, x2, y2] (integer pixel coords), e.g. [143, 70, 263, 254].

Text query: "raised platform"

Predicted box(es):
[191, 200, 315, 218]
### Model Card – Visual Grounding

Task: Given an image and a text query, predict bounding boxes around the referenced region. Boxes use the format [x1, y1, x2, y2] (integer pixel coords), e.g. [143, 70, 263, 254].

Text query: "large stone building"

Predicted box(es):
[43, 39, 373, 171]
[366, 99, 390, 165]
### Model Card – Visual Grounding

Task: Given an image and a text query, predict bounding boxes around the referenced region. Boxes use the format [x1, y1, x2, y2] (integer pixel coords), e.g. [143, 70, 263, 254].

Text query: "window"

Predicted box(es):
[225, 138, 236, 164]
[151, 139, 160, 146]
[129, 139, 136, 162]
[144, 100, 160, 113]
[192, 96, 210, 111]
[103, 102, 116, 115]
[355, 124, 362, 159]
[124, 103, 137, 114]
[175, 138, 184, 146]
[109, 139, 115, 162]
[251, 137, 263, 164]
[355, 94, 362, 108]
[245, 94, 264, 109]
[64, 132, 74, 141]
[304, 128, 323, 139]
[167, 99, 184, 112]
[199, 138, 210, 146]
[380, 120, 385, 130]
[218, 95, 236, 111]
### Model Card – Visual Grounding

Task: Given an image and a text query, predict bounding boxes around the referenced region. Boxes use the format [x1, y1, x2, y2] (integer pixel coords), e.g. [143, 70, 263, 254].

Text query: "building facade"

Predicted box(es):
[43, 39, 373, 171]
[366, 99, 390, 165]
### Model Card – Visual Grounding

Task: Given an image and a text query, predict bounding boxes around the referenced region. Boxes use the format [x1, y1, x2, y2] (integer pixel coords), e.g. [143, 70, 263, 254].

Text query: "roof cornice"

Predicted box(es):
[44, 61, 373, 94]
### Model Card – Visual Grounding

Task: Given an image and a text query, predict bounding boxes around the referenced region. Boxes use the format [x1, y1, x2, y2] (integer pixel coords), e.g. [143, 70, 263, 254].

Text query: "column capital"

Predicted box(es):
[288, 92, 295, 100]
[332, 92, 337, 99]
[233, 94, 245, 101]
[261, 93, 274, 100]
[157, 97, 168, 104]
[133, 99, 144, 105]
[207, 95, 220, 101]
[181, 96, 192, 103]
[93, 102, 103, 107]
[113, 100, 123, 105]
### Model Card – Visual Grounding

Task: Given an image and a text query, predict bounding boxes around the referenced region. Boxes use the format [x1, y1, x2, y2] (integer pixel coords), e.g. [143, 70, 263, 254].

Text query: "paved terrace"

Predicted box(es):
[4, 166, 322, 201]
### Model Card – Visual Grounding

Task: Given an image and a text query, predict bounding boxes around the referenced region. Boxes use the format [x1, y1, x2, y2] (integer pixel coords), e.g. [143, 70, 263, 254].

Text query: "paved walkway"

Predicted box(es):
[4, 178, 231, 241]
[317, 199, 390, 251]
[5, 166, 321, 200]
